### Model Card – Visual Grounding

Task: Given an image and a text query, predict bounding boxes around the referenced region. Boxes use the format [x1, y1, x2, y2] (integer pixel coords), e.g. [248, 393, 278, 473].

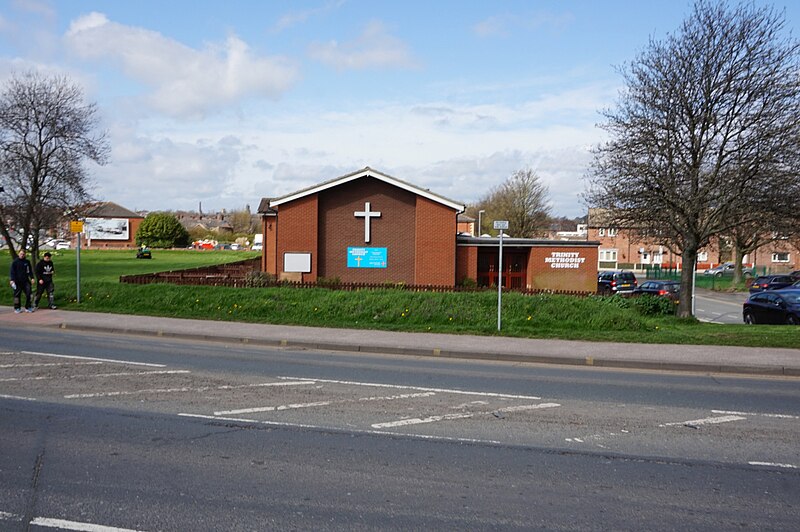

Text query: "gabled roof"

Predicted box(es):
[86, 202, 143, 219]
[266, 167, 465, 213]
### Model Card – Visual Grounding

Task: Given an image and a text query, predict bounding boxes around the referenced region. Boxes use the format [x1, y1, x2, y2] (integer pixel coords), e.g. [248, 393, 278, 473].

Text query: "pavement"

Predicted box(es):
[1, 305, 798, 377]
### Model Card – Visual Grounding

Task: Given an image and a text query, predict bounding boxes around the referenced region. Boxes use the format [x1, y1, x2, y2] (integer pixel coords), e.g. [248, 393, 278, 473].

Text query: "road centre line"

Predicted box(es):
[0, 394, 37, 401]
[276, 376, 542, 400]
[0, 370, 190, 382]
[214, 391, 437, 416]
[21, 351, 165, 367]
[713, 409, 800, 420]
[0, 361, 104, 369]
[64, 381, 313, 399]
[178, 413, 505, 446]
[661, 415, 746, 427]
[30, 516, 144, 531]
[748, 461, 798, 469]
[371, 402, 561, 429]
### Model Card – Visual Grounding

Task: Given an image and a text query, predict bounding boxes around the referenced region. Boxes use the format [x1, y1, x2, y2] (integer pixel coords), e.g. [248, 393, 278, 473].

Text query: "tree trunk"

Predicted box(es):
[678, 248, 698, 318]
[732, 244, 742, 285]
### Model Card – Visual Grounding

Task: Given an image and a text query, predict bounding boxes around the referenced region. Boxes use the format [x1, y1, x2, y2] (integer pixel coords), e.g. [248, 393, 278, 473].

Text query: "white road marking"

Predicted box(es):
[712, 409, 800, 420]
[30, 516, 144, 531]
[214, 391, 436, 416]
[64, 381, 313, 399]
[0, 394, 36, 401]
[661, 415, 746, 427]
[215, 401, 332, 416]
[21, 351, 165, 367]
[372, 413, 474, 428]
[0, 510, 21, 520]
[0, 361, 104, 369]
[748, 461, 798, 469]
[276, 376, 541, 400]
[0, 370, 189, 382]
[371, 402, 560, 429]
[178, 413, 504, 446]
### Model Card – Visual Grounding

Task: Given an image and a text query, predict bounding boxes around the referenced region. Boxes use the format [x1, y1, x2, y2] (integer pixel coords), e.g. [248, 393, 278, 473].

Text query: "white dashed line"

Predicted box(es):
[660, 415, 746, 427]
[30, 516, 144, 531]
[276, 376, 542, 400]
[0, 361, 104, 369]
[214, 391, 437, 416]
[64, 381, 314, 399]
[748, 461, 798, 469]
[712, 409, 800, 420]
[0, 394, 37, 401]
[21, 351, 165, 367]
[372, 413, 474, 428]
[0, 370, 189, 382]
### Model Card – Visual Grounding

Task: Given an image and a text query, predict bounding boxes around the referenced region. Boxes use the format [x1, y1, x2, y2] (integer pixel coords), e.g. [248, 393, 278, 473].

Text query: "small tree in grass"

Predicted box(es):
[136, 212, 190, 248]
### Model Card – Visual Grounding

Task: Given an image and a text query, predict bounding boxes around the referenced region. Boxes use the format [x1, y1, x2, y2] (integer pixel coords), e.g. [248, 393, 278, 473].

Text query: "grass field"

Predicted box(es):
[2, 249, 797, 348]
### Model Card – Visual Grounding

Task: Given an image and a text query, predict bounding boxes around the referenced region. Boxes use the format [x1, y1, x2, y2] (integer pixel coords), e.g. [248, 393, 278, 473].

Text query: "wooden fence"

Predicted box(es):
[120, 259, 593, 297]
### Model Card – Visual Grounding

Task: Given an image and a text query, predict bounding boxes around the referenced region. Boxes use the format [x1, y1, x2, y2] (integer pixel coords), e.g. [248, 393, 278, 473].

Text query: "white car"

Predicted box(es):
[55, 240, 71, 250]
[251, 243, 262, 251]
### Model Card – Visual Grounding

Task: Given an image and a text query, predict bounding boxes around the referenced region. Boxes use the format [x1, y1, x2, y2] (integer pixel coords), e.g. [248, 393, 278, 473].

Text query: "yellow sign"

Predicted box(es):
[70, 220, 84, 233]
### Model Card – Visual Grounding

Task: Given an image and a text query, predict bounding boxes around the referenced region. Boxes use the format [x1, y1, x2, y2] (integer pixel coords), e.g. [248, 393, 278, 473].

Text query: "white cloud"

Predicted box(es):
[64, 12, 300, 119]
[474, 10, 574, 38]
[271, 0, 346, 32]
[308, 20, 417, 70]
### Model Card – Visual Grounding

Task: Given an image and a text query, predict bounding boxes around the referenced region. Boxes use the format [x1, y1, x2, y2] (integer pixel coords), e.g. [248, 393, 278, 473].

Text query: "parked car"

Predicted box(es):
[748, 275, 796, 294]
[633, 280, 680, 303]
[789, 270, 800, 281]
[251, 243, 263, 251]
[597, 271, 638, 295]
[703, 262, 754, 277]
[743, 289, 800, 325]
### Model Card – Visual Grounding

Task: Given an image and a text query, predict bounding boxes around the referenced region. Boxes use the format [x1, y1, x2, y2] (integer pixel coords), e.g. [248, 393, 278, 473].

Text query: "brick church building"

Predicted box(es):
[258, 167, 598, 292]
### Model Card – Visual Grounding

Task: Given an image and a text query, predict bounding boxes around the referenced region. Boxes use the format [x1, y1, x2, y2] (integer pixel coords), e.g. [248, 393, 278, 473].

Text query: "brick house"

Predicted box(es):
[258, 167, 599, 292]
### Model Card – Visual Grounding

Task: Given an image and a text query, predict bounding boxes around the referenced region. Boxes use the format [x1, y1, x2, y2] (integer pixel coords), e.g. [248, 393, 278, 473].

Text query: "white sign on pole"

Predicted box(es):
[494, 220, 508, 331]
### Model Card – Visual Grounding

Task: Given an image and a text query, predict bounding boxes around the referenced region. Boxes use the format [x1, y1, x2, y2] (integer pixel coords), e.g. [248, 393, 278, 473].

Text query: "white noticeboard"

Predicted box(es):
[284, 252, 311, 273]
[493, 220, 509, 230]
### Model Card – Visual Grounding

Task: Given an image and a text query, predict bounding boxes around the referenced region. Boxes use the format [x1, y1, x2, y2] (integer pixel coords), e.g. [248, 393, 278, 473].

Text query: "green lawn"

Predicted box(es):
[2, 249, 796, 348]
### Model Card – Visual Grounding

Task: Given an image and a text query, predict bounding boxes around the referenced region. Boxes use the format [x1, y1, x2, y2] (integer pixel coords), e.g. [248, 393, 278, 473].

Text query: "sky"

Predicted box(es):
[0, 0, 798, 218]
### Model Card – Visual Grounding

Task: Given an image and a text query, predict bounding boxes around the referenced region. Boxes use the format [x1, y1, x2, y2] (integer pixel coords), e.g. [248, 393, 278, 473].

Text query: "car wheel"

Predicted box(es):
[743, 312, 756, 325]
[715, 272, 722, 278]
[744, 272, 752, 279]
[787, 314, 799, 325]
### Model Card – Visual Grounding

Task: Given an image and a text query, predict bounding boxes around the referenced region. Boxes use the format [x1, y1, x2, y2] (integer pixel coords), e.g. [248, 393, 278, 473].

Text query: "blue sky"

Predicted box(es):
[1, 0, 797, 218]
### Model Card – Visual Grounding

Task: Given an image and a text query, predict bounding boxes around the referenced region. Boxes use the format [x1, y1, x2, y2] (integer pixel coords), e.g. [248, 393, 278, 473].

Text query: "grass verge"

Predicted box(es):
[2, 249, 796, 348]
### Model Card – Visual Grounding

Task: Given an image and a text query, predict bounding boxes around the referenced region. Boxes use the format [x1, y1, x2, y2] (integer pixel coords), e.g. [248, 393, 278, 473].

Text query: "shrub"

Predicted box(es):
[631, 294, 675, 316]
[136, 213, 190, 248]
[244, 270, 275, 288]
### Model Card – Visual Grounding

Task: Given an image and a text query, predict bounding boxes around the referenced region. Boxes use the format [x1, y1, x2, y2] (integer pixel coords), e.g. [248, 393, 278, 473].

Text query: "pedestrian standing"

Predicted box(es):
[10, 249, 34, 313]
[34, 251, 57, 310]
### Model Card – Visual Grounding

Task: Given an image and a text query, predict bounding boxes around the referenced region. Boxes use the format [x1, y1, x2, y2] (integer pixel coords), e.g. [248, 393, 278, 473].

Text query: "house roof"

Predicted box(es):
[86, 202, 143, 219]
[264, 167, 465, 213]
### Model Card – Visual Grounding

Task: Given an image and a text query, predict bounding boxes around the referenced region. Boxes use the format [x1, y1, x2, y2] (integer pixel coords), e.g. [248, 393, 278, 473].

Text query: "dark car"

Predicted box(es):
[748, 275, 796, 293]
[597, 271, 638, 295]
[743, 289, 800, 325]
[633, 280, 680, 302]
[789, 270, 800, 281]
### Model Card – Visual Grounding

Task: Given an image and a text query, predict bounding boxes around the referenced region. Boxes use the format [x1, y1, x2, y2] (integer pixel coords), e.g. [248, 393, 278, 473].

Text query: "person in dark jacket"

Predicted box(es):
[9, 249, 34, 313]
[34, 252, 57, 310]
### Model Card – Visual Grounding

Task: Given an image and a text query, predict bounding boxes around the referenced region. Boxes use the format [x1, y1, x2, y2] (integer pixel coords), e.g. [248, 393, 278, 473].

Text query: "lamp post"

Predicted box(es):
[477, 210, 485, 237]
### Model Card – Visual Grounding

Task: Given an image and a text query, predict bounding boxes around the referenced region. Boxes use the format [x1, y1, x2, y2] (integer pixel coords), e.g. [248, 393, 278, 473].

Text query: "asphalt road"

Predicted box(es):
[1, 327, 798, 530]
[694, 288, 749, 324]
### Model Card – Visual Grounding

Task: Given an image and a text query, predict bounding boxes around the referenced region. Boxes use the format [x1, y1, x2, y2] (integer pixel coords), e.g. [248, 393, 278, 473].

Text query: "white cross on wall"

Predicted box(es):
[354, 201, 381, 243]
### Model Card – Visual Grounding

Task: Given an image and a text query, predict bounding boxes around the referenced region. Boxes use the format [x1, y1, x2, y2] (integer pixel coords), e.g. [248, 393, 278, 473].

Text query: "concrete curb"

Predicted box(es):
[51, 321, 800, 377]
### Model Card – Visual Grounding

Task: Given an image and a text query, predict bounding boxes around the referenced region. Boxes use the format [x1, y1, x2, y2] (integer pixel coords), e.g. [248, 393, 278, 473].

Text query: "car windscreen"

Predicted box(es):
[617, 273, 636, 281]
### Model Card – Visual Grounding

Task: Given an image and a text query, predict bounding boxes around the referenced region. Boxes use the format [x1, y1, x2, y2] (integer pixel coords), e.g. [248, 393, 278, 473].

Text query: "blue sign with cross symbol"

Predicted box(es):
[347, 247, 387, 268]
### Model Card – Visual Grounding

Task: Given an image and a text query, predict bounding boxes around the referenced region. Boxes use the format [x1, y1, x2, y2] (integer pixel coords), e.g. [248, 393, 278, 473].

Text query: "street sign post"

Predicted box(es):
[71, 221, 83, 303]
[493, 221, 509, 331]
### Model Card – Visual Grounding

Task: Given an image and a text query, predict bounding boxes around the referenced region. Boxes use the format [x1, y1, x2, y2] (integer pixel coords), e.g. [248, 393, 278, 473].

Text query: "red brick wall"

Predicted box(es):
[527, 246, 598, 292]
[456, 246, 478, 284]
[276, 195, 318, 282]
[318, 177, 416, 283]
[415, 196, 457, 285]
[263, 215, 277, 275]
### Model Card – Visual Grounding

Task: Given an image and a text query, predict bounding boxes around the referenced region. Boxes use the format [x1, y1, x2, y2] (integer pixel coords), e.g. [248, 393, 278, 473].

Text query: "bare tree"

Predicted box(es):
[587, 1, 800, 317]
[476, 168, 550, 238]
[0, 71, 109, 260]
